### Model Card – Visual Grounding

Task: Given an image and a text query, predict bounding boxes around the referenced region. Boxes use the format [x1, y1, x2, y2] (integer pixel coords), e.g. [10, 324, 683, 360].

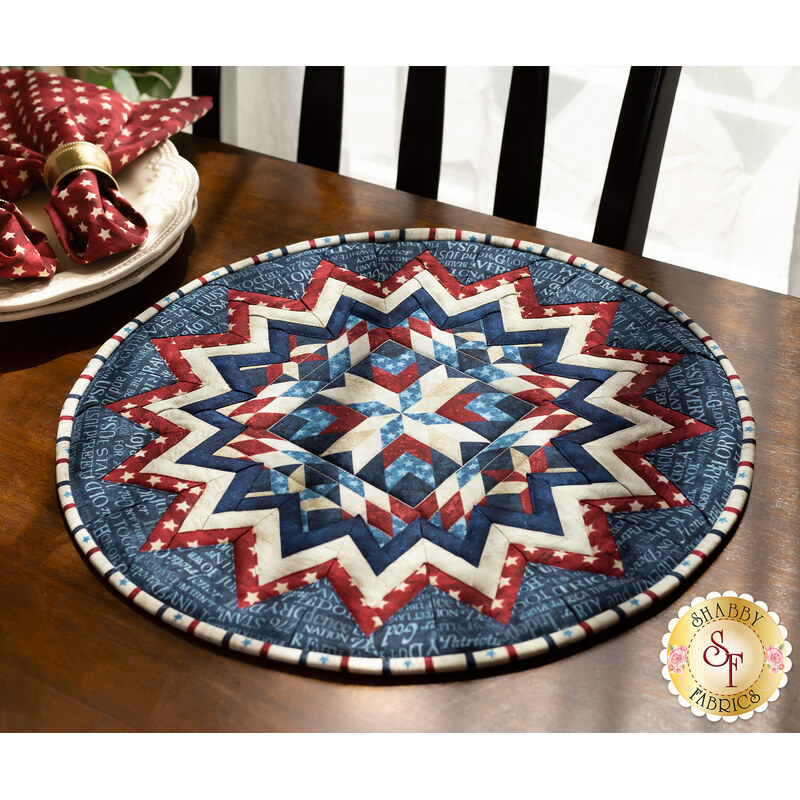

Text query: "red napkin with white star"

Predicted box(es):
[0, 199, 58, 279]
[0, 68, 211, 275]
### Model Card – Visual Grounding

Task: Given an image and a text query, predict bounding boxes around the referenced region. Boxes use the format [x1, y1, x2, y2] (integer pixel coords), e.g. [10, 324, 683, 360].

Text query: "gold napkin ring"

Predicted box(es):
[43, 142, 118, 192]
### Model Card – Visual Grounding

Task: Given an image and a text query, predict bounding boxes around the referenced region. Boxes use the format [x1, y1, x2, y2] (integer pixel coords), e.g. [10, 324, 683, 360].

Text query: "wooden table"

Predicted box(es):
[1, 133, 797, 732]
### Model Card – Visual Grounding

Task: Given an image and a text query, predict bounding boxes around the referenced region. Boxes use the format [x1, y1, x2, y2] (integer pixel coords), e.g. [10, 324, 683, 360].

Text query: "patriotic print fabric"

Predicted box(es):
[0, 198, 57, 279]
[59, 232, 753, 674]
[0, 68, 210, 272]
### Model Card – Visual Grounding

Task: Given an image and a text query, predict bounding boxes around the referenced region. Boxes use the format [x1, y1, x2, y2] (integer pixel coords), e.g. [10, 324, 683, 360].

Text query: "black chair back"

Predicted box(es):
[191, 66, 221, 141]
[297, 66, 344, 173]
[192, 66, 681, 256]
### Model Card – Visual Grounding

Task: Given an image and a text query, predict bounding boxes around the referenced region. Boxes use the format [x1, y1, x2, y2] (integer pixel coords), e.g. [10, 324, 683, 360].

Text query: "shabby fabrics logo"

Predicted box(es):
[661, 591, 791, 722]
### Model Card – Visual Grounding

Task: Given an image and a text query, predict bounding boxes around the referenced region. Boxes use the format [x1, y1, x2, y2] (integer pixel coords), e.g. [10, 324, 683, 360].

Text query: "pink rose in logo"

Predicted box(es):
[668, 645, 689, 674]
[764, 644, 785, 674]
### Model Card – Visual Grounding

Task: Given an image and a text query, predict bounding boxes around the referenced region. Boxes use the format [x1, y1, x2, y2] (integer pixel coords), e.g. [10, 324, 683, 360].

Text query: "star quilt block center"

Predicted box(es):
[269, 339, 535, 509]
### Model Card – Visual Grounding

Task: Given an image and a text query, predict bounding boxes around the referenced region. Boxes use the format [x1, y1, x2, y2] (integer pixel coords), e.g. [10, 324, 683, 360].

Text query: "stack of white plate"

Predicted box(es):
[0, 140, 198, 322]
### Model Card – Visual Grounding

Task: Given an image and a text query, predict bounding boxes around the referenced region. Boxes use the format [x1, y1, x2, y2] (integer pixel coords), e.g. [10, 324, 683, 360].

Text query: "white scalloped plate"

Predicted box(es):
[0, 199, 196, 319]
[0, 139, 198, 320]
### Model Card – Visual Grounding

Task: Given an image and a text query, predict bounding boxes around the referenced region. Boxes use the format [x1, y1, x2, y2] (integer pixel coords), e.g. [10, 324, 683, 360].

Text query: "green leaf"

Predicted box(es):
[85, 66, 115, 89]
[779, 642, 784, 650]
[111, 68, 140, 102]
[78, 66, 184, 100]
[132, 67, 182, 99]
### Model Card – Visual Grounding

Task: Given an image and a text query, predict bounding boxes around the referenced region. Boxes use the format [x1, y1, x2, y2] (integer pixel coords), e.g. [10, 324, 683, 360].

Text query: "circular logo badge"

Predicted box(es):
[661, 592, 791, 722]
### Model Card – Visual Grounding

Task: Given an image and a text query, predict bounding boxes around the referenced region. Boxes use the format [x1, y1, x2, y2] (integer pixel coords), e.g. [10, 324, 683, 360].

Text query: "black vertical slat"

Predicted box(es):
[593, 66, 682, 254]
[297, 67, 344, 173]
[493, 67, 549, 226]
[396, 67, 446, 199]
[191, 66, 221, 140]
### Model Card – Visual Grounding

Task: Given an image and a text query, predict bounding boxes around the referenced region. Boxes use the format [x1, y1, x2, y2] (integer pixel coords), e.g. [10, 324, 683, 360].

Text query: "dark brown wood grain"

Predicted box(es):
[1, 133, 798, 732]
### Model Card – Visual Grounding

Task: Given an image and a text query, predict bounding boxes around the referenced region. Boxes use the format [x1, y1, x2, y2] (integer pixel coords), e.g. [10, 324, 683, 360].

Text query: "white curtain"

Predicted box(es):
[221, 66, 800, 296]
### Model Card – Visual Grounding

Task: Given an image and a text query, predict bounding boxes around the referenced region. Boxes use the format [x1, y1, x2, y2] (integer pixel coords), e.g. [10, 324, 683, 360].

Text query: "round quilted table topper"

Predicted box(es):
[58, 230, 754, 675]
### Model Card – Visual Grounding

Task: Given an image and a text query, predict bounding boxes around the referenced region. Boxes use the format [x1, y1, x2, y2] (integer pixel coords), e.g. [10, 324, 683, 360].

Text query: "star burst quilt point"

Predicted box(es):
[102, 249, 714, 636]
